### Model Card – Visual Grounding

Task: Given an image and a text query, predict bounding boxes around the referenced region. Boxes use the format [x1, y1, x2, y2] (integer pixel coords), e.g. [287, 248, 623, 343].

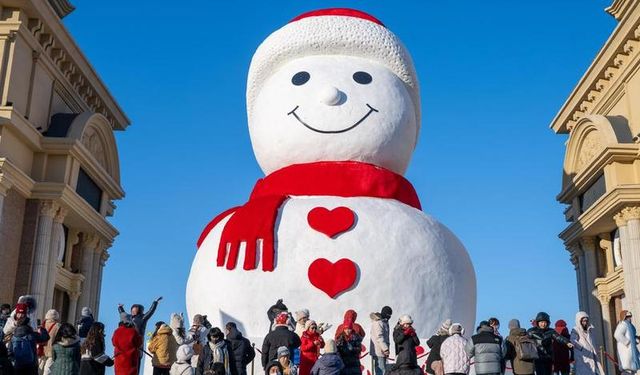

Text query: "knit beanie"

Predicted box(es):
[15, 303, 28, 315]
[81, 307, 92, 317]
[508, 319, 520, 330]
[176, 344, 194, 362]
[449, 323, 464, 335]
[438, 319, 452, 335]
[193, 314, 204, 325]
[294, 309, 310, 322]
[381, 306, 392, 320]
[277, 346, 290, 358]
[275, 312, 289, 325]
[45, 309, 59, 321]
[246, 8, 420, 128]
[305, 319, 317, 330]
[324, 339, 337, 354]
[399, 315, 413, 325]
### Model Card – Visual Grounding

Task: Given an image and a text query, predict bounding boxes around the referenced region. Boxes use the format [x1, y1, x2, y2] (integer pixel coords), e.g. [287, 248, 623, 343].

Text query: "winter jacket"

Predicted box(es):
[465, 326, 504, 375]
[0, 337, 14, 374]
[369, 313, 390, 357]
[8, 323, 49, 369]
[552, 325, 571, 373]
[112, 325, 142, 375]
[118, 301, 158, 338]
[440, 334, 469, 374]
[41, 320, 60, 358]
[504, 328, 535, 375]
[79, 338, 108, 375]
[51, 337, 81, 375]
[392, 325, 420, 369]
[570, 312, 603, 375]
[425, 334, 448, 374]
[170, 345, 194, 375]
[336, 333, 362, 373]
[614, 320, 640, 372]
[300, 330, 324, 375]
[196, 340, 237, 375]
[261, 326, 301, 369]
[309, 353, 344, 375]
[226, 326, 254, 375]
[526, 326, 569, 362]
[77, 316, 94, 339]
[334, 310, 366, 340]
[149, 325, 178, 368]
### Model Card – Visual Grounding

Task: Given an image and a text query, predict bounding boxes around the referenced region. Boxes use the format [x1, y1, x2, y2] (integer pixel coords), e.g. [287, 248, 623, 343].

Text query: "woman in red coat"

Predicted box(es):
[299, 320, 324, 375]
[112, 315, 143, 375]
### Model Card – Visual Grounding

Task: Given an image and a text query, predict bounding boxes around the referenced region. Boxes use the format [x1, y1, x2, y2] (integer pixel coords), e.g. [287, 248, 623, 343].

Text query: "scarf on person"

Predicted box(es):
[209, 341, 230, 374]
[197, 161, 422, 272]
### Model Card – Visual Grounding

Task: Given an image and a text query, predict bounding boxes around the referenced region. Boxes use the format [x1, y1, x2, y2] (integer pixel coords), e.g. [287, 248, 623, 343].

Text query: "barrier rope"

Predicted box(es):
[602, 350, 619, 366]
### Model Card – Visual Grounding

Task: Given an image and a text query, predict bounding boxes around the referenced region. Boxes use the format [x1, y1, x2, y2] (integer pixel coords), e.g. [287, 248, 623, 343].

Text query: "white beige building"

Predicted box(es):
[552, 0, 640, 370]
[0, 0, 128, 322]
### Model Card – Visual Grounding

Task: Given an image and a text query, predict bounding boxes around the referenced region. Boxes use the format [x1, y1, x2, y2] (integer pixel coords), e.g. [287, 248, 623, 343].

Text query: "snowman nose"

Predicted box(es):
[318, 86, 343, 106]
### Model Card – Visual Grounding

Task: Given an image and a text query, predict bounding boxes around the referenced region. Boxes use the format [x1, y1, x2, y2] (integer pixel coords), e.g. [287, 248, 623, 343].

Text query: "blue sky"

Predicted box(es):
[65, 0, 615, 342]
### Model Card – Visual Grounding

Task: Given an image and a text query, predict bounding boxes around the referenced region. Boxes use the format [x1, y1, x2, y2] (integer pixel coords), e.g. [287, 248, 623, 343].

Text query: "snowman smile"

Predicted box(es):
[287, 104, 379, 134]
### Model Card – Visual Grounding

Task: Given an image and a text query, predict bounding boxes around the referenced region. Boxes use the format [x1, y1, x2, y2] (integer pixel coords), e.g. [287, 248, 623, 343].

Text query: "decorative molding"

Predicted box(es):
[621, 206, 640, 220]
[614, 212, 627, 226]
[581, 236, 598, 251]
[595, 267, 625, 303]
[40, 200, 59, 217]
[53, 206, 68, 223]
[607, 0, 635, 20]
[47, 0, 75, 19]
[0, 157, 36, 197]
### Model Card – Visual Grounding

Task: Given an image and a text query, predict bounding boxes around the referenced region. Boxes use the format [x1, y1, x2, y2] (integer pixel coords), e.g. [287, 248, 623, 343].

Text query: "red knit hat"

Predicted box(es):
[275, 312, 289, 325]
[15, 303, 28, 315]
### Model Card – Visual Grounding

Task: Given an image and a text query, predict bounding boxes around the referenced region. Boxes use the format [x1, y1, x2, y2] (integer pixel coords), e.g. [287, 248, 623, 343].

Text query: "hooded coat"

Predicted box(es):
[149, 325, 178, 368]
[570, 312, 603, 375]
[369, 313, 390, 358]
[170, 345, 194, 375]
[392, 324, 420, 369]
[614, 318, 640, 372]
[300, 329, 324, 375]
[226, 326, 254, 375]
[76, 309, 94, 340]
[9, 322, 50, 369]
[112, 324, 142, 375]
[334, 311, 365, 340]
[51, 337, 81, 375]
[336, 331, 363, 375]
[309, 353, 344, 375]
[42, 311, 61, 358]
[552, 320, 571, 373]
[261, 325, 301, 369]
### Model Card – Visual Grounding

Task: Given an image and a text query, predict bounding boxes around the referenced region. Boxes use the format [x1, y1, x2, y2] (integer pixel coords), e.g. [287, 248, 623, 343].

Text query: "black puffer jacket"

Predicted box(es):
[392, 325, 420, 369]
[425, 334, 447, 374]
[226, 327, 255, 375]
[336, 333, 362, 372]
[261, 326, 300, 369]
[527, 326, 569, 361]
[0, 339, 14, 375]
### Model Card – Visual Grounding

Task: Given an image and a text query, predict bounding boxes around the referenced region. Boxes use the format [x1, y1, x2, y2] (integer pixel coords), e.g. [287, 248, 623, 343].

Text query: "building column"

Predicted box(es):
[90, 244, 109, 317]
[569, 244, 588, 311]
[615, 207, 640, 316]
[598, 293, 616, 375]
[44, 207, 67, 312]
[30, 200, 58, 318]
[0, 178, 11, 225]
[580, 236, 605, 348]
[67, 291, 80, 324]
[77, 233, 98, 317]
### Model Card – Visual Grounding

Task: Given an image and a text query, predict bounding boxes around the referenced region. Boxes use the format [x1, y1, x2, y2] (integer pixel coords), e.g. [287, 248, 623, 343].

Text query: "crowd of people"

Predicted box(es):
[1, 295, 640, 375]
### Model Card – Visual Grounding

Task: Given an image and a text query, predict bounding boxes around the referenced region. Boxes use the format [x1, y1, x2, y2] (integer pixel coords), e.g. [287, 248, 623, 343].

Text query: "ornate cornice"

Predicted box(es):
[47, 0, 75, 19]
[581, 236, 598, 251]
[607, 0, 635, 20]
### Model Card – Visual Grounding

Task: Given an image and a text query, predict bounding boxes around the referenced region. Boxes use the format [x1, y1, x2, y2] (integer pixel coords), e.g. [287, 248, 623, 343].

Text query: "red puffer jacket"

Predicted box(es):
[112, 325, 142, 375]
[300, 330, 325, 375]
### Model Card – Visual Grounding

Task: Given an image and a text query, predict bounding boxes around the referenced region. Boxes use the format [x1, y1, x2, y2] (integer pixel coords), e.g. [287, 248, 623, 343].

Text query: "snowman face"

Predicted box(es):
[249, 55, 418, 175]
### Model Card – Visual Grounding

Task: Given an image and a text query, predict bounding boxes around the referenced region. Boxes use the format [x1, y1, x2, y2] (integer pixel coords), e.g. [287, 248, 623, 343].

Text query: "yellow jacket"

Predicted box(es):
[149, 325, 178, 368]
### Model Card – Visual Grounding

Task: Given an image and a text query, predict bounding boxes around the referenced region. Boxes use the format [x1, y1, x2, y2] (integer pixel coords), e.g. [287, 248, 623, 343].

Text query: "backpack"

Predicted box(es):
[515, 336, 539, 361]
[11, 334, 36, 367]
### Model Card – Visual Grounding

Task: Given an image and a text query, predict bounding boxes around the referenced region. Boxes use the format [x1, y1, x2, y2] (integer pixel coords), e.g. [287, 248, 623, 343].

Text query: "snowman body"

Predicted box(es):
[187, 195, 476, 345]
[186, 8, 477, 367]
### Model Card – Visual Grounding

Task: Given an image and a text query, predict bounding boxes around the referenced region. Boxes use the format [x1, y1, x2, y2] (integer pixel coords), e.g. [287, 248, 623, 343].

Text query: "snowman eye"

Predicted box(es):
[353, 71, 372, 84]
[291, 72, 310, 86]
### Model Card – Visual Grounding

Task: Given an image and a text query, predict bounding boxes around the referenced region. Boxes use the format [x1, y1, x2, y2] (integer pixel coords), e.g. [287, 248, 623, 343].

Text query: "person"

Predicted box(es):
[170, 314, 193, 346]
[570, 312, 603, 375]
[197, 327, 236, 375]
[369, 306, 392, 375]
[527, 312, 571, 375]
[266, 361, 284, 375]
[3, 296, 38, 338]
[426, 319, 451, 375]
[267, 300, 289, 333]
[614, 310, 640, 373]
[189, 315, 209, 367]
[261, 313, 301, 369]
[465, 321, 504, 375]
[80, 322, 113, 375]
[0, 304, 11, 332]
[440, 323, 469, 375]
[77, 308, 94, 342]
[38, 309, 61, 375]
[225, 322, 254, 375]
[50, 323, 81, 375]
[170, 345, 194, 375]
[336, 321, 363, 375]
[309, 339, 343, 375]
[117, 298, 162, 338]
[277, 347, 297, 375]
[334, 310, 365, 340]
[388, 315, 420, 375]
[552, 320, 571, 375]
[488, 318, 501, 337]
[8, 303, 49, 375]
[112, 314, 143, 375]
[149, 323, 178, 375]
[299, 321, 324, 375]
[504, 319, 535, 375]
[0, 330, 14, 375]
[294, 310, 310, 338]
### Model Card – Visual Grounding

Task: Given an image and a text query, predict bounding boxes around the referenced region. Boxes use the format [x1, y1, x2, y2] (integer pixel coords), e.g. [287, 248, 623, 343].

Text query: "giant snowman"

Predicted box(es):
[187, 8, 476, 352]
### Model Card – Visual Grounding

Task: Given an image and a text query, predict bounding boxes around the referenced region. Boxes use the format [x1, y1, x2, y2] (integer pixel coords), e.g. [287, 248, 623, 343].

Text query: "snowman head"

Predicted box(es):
[247, 9, 420, 175]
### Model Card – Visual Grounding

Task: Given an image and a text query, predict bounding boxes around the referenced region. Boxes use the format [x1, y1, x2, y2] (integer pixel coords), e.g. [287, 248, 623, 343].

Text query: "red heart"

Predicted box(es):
[307, 206, 355, 238]
[308, 258, 358, 298]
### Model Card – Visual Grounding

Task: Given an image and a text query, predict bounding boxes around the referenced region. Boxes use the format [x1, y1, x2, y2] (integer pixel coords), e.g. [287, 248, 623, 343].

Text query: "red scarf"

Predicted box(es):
[197, 161, 422, 272]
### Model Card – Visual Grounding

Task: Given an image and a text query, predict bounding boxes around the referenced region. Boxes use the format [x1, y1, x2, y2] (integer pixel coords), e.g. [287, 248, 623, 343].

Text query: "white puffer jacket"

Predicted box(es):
[441, 334, 470, 374]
